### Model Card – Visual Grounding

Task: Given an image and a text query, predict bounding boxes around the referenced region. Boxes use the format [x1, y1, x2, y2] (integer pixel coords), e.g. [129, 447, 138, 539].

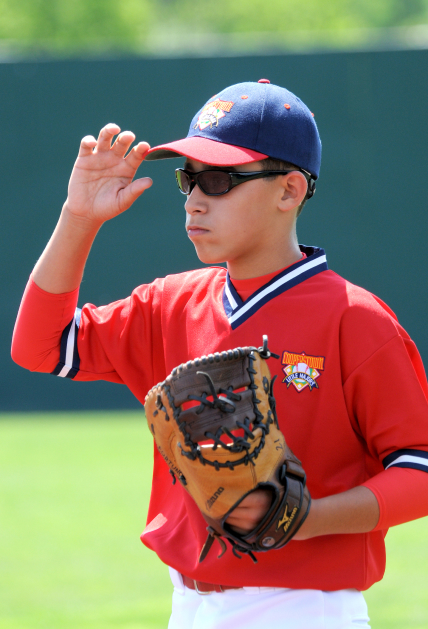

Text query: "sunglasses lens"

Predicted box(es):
[198, 171, 231, 194]
[176, 170, 191, 194]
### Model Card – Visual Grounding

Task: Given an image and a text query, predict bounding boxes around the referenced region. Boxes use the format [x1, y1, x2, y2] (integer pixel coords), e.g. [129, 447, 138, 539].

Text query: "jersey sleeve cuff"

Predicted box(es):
[363, 466, 428, 532]
[12, 276, 80, 373]
[28, 275, 81, 300]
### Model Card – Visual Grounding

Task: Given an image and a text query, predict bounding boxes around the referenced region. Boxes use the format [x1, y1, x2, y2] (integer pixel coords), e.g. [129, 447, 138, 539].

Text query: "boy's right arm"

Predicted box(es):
[33, 123, 153, 294]
[12, 124, 153, 370]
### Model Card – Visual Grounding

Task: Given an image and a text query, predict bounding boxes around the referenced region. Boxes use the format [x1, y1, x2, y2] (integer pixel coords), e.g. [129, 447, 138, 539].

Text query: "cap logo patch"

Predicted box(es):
[281, 350, 325, 392]
[194, 99, 235, 130]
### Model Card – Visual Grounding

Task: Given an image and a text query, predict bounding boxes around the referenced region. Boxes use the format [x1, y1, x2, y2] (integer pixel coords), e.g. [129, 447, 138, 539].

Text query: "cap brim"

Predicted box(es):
[145, 136, 268, 166]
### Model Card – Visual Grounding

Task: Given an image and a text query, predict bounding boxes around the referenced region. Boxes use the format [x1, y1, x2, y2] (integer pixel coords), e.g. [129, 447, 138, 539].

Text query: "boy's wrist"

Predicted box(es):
[31, 202, 103, 295]
[61, 201, 104, 234]
[293, 498, 320, 540]
[293, 487, 380, 540]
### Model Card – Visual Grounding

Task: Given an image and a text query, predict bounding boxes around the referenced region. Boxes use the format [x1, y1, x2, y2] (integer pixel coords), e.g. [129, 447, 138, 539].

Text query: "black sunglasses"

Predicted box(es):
[175, 168, 309, 197]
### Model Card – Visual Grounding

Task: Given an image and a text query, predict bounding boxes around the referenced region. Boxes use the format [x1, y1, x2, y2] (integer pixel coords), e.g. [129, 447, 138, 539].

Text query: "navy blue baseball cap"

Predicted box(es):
[146, 79, 321, 179]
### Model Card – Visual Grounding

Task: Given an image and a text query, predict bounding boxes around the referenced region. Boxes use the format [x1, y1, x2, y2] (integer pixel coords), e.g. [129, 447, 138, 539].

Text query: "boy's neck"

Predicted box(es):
[228, 241, 303, 280]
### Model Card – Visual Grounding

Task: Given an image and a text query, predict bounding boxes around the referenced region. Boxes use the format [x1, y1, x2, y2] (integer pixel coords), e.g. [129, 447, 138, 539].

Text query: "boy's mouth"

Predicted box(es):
[187, 226, 209, 237]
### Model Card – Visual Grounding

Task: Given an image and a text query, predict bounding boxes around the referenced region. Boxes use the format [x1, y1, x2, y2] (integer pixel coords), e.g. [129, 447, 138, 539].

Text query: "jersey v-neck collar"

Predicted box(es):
[222, 245, 328, 329]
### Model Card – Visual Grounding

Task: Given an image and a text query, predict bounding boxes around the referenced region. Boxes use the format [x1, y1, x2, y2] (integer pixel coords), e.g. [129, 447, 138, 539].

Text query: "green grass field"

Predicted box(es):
[1, 412, 427, 628]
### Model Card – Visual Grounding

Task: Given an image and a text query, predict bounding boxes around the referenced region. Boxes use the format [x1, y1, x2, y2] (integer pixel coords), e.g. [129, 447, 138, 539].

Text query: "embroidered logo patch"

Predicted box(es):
[281, 351, 325, 392]
[194, 99, 235, 130]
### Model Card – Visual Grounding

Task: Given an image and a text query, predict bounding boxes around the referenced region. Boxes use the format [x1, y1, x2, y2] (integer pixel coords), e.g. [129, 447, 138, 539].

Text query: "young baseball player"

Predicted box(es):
[12, 79, 428, 628]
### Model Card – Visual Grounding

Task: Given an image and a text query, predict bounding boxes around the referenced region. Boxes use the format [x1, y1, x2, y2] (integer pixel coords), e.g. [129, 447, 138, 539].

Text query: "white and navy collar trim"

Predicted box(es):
[223, 245, 328, 329]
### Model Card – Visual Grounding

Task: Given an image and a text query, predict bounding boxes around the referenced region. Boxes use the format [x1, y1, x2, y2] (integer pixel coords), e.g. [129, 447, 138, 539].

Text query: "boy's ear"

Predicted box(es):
[278, 172, 308, 212]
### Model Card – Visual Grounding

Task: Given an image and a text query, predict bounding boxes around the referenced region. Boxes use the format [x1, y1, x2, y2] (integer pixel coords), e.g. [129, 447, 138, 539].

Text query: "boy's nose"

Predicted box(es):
[184, 186, 209, 214]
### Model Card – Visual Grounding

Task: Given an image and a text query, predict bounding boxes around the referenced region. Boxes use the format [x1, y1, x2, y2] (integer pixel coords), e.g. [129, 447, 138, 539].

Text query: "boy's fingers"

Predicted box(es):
[78, 136, 97, 156]
[118, 177, 153, 212]
[96, 123, 121, 152]
[125, 142, 151, 170]
[225, 489, 272, 533]
[111, 131, 136, 158]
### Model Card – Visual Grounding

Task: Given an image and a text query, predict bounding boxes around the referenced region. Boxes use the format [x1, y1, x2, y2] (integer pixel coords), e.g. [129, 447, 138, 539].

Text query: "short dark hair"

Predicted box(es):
[261, 157, 310, 217]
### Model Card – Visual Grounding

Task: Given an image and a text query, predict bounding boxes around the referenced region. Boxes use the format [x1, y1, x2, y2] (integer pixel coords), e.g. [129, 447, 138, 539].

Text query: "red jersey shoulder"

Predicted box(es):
[160, 266, 227, 309]
[323, 272, 409, 382]
[130, 267, 225, 306]
[337, 275, 402, 337]
[286, 270, 407, 383]
[317, 270, 401, 330]
[163, 266, 226, 292]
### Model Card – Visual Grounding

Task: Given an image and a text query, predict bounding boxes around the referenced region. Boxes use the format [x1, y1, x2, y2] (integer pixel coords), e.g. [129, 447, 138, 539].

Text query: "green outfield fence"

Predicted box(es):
[1, 49, 427, 411]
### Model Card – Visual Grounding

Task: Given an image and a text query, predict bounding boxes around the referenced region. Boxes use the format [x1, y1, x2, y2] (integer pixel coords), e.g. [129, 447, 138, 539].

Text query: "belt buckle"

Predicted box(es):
[194, 580, 215, 595]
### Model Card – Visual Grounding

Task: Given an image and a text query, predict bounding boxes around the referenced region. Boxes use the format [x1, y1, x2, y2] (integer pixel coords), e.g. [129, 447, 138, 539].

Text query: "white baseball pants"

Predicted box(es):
[168, 568, 370, 629]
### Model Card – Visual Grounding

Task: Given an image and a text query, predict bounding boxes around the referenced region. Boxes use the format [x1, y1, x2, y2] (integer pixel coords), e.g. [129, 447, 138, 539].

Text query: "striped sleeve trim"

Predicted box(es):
[51, 308, 81, 379]
[383, 449, 428, 473]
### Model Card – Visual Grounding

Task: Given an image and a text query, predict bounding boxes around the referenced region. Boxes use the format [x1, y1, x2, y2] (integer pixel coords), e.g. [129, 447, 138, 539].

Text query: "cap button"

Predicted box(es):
[258, 79, 270, 84]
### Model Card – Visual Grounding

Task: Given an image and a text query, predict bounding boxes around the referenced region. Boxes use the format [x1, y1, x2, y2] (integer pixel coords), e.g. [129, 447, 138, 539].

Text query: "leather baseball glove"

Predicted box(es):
[144, 336, 311, 563]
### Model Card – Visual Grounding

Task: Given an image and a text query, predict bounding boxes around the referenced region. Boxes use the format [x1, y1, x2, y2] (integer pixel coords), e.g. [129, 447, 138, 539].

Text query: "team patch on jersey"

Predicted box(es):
[281, 351, 325, 392]
[194, 99, 235, 130]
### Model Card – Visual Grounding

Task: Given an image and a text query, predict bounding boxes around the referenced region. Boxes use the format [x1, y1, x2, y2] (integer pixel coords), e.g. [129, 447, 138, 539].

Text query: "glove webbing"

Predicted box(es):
[164, 351, 275, 471]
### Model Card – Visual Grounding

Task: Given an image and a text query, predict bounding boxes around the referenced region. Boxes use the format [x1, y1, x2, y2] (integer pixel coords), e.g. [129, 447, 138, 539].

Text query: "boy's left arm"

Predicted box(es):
[296, 467, 428, 539]
[228, 465, 428, 539]
[229, 311, 428, 538]
[227, 483, 378, 538]
[297, 304, 428, 539]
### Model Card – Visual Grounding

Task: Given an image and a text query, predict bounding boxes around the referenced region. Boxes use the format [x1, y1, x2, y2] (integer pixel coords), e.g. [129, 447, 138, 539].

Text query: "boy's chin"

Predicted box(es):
[194, 248, 226, 266]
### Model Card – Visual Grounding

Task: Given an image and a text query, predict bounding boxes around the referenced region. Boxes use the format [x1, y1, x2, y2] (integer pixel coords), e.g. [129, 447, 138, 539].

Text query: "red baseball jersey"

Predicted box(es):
[13, 246, 428, 590]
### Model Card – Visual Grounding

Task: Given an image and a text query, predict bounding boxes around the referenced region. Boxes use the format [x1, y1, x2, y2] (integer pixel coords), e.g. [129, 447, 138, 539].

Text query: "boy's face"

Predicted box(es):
[183, 158, 292, 277]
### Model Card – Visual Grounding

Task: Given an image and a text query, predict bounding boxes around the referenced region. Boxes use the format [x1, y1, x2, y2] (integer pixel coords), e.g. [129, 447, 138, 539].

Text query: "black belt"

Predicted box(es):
[180, 573, 242, 595]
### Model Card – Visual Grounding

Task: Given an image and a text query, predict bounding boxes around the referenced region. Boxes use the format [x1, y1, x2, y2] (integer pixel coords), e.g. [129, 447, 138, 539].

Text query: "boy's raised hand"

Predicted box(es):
[65, 123, 153, 225]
